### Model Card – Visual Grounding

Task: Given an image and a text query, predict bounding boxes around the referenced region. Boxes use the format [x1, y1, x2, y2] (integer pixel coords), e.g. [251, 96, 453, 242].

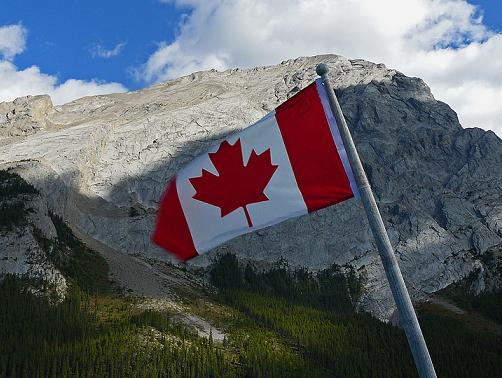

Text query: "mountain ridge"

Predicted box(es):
[0, 54, 500, 319]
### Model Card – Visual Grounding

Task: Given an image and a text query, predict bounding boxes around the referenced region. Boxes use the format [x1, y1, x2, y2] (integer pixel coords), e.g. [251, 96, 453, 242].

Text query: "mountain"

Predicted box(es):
[0, 54, 501, 320]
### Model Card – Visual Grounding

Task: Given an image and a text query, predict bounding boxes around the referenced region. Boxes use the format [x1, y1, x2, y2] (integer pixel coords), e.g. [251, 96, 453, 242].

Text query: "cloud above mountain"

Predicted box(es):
[139, 0, 502, 136]
[0, 23, 26, 60]
[90, 42, 127, 59]
[0, 24, 126, 105]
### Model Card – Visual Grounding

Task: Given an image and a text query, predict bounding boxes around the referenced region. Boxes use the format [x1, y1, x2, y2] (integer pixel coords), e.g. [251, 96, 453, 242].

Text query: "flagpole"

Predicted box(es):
[316, 63, 437, 378]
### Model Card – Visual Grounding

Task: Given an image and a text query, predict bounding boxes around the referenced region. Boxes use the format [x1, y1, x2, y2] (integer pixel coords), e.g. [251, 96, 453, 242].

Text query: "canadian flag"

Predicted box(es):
[153, 79, 358, 261]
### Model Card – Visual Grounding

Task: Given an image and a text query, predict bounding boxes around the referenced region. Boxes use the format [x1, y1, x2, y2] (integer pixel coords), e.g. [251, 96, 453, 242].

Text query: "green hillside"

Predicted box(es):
[1, 252, 501, 377]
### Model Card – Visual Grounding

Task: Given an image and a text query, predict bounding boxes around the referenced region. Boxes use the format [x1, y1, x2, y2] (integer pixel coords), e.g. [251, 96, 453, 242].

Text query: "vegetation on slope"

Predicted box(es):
[1, 249, 501, 378]
[445, 285, 502, 325]
[440, 255, 502, 325]
[0, 276, 233, 378]
[209, 253, 502, 378]
[0, 170, 39, 200]
[469, 288, 502, 323]
[0, 169, 39, 231]
[0, 169, 110, 294]
[32, 211, 111, 294]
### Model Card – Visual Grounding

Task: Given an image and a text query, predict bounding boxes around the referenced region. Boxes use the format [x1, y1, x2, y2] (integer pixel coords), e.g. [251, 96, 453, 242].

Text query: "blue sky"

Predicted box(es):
[0, 0, 187, 90]
[0, 0, 501, 136]
[470, 0, 502, 31]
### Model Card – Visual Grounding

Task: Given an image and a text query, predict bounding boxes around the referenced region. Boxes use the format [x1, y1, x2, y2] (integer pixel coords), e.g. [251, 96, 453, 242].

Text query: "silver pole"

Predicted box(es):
[316, 63, 437, 378]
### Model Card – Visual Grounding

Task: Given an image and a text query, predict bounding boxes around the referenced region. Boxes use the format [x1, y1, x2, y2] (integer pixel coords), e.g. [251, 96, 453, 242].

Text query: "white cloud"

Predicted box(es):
[49, 79, 126, 105]
[0, 24, 27, 60]
[90, 42, 126, 59]
[434, 79, 502, 131]
[400, 34, 502, 132]
[141, 0, 502, 136]
[0, 24, 127, 105]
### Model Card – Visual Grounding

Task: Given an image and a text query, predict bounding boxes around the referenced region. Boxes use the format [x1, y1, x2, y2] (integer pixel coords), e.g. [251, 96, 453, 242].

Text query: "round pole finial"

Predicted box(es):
[316, 63, 329, 76]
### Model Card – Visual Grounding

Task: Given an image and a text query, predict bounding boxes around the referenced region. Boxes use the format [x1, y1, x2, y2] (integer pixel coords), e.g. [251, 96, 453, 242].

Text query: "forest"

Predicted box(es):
[1, 253, 501, 377]
[209, 253, 502, 377]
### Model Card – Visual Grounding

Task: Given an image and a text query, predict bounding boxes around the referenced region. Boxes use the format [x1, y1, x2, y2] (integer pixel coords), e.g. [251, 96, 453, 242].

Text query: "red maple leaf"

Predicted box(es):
[189, 138, 278, 227]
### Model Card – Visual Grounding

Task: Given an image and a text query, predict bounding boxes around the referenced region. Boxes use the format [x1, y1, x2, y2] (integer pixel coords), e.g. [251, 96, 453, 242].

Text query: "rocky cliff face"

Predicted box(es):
[0, 95, 55, 141]
[0, 169, 67, 299]
[0, 55, 500, 319]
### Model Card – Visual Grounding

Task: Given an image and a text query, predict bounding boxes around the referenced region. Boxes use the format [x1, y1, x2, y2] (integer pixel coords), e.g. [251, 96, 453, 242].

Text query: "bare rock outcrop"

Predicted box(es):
[0, 168, 67, 299]
[0, 95, 55, 141]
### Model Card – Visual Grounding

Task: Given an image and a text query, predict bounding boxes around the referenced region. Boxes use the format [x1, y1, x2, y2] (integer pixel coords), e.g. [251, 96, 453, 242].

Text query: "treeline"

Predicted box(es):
[468, 252, 502, 323]
[32, 211, 111, 294]
[442, 259, 502, 325]
[0, 170, 39, 199]
[0, 165, 236, 377]
[210, 253, 502, 378]
[210, 253, 362, 313]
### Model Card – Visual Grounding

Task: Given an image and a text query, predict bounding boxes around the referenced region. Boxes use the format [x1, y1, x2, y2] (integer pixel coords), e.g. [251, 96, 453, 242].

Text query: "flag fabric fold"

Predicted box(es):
[153, 79, 358, 261]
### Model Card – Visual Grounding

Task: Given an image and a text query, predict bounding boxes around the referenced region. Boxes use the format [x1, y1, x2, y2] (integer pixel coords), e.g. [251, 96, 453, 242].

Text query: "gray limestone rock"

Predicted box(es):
[0, 178, 67, 299]
[0, 54, 500, 319]
[0, 95, 55, 141]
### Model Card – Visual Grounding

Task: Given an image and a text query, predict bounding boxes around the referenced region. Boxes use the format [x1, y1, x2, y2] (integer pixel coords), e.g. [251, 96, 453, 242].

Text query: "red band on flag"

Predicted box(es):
[152, 179, 198, 261]
[275, 82, 354, 212]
